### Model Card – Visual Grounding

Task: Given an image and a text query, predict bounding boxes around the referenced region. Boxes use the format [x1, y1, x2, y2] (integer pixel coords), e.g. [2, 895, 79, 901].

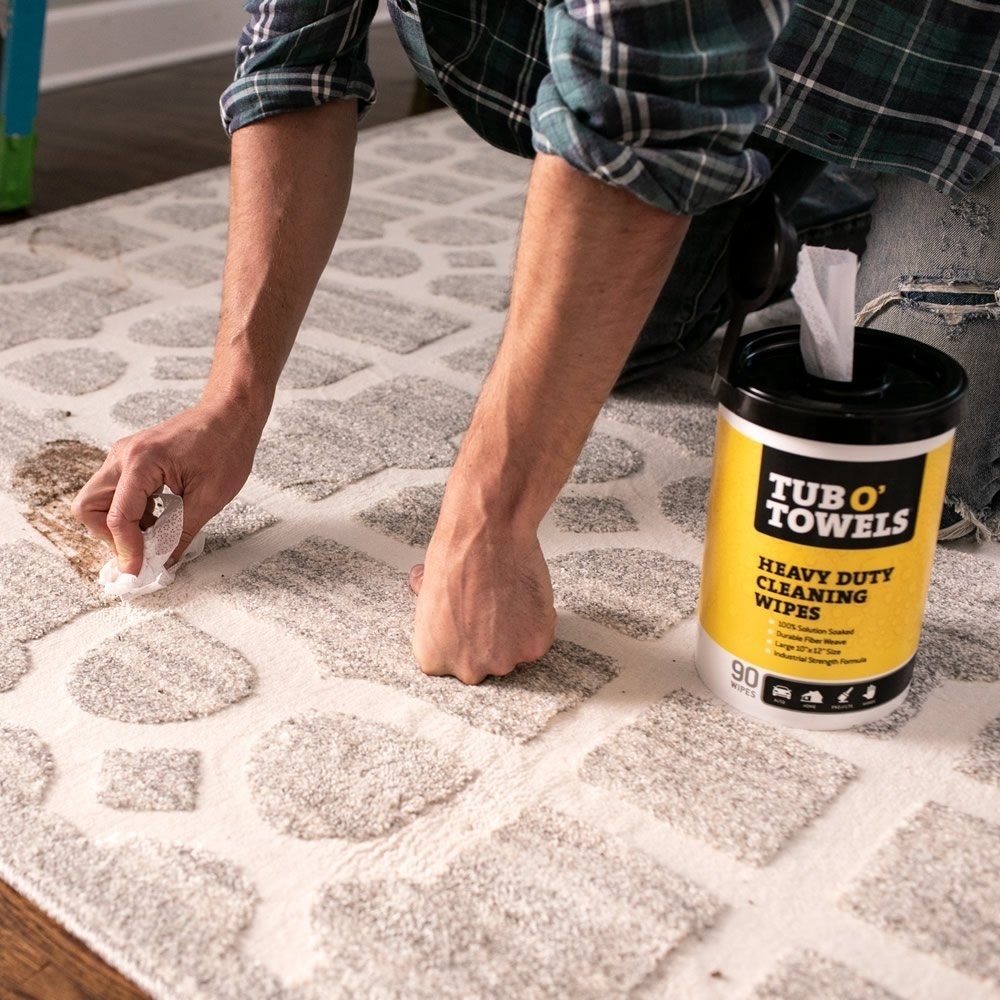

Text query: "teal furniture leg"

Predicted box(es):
[1, 0, 47, 211]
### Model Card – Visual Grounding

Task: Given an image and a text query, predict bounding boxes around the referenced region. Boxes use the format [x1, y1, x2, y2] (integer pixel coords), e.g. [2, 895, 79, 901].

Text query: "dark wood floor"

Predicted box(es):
[0, 880, 146, 1000]
[0, 23, 425, 1000]
[4, 20, 427, 219]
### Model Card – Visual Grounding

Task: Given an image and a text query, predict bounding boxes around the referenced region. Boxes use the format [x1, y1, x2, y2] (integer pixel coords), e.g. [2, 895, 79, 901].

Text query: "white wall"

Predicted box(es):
[41, 0, 245, 90]
[40, 0, 389, 92]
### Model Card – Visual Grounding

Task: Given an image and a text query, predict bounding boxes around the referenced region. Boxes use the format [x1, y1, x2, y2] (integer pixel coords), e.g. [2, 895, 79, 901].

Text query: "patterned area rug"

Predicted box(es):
[1, 110, 999, 1000]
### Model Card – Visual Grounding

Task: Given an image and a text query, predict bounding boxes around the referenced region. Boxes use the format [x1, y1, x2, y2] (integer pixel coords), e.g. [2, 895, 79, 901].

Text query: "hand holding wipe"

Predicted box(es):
[99, 491, 204, 597]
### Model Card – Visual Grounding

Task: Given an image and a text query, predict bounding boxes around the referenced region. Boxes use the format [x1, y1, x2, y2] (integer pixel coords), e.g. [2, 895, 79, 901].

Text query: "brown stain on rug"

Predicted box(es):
[12, 440, 110, 579]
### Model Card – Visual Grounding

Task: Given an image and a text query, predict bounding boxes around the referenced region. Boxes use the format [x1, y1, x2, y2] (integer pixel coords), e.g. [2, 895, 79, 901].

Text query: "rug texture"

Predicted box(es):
[1, 110, 999, 1000]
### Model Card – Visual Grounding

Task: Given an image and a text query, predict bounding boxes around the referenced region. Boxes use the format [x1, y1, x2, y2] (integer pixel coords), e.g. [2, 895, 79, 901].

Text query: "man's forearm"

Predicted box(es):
[204, 100, 359, 428]
[447, 152, 691, 528]
[412, 153, 691, 682]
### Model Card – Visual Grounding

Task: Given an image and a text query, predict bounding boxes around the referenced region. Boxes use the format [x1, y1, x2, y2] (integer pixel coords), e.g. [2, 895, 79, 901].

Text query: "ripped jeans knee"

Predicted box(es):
[856, 172, 1000, 541]
[857, 275, 1000, 331]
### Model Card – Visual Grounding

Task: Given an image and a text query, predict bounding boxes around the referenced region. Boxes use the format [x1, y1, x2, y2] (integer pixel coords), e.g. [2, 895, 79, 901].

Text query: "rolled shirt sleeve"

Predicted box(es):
[530, 0, 792, 215]
[220, 0, 380, 135]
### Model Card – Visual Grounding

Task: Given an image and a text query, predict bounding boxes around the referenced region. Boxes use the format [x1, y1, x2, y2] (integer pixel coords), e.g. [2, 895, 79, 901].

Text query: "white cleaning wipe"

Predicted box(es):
[99, 491, 204, 597]
[791, 245, 857, 382]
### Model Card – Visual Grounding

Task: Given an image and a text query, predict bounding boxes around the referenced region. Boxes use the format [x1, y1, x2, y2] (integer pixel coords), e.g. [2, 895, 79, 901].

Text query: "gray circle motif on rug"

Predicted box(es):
[67, 614, 257, 723]
[247, 713, 477, 841]
[0, 723, 55, 804]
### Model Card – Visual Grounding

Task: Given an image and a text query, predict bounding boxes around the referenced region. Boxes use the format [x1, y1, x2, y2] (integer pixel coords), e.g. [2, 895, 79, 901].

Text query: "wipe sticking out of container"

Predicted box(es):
[791, 245, 856, 382]
[697, 226, 967, 730]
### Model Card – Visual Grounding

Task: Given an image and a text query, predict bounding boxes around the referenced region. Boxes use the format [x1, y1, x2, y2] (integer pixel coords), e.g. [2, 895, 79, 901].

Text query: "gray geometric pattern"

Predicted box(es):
[357, 483, 444, 547]
[19, 211, 159, 259]
[580, 689, 858, 865]
[4, 347, 128, 395]
[0, 400, 77, 487]
[67, 614, 256, 723]
[128, 306, 219, 347]
[748, 953, 902, 1000]
[444, 249, 496, 268]
[0, 111, 997, 1000]
[858, 548, 1000, 737]
[552, 495, 638, 533]
[604, 371, 718, 457]
[0, 540, 101, 643]
[132, 244, 226, 286]
[338, 195, 418, 240]
[841, 802, 1000, 988]
[147, 202, 229, 230]
[550, 548, 701, 639]
[309, 807, 721, 999]
[0, 638, 31, 693]
[246, 712, 477, 840]
[377, 172, 490, 205]
[303, 282, 469, 352]
[451, 150, 532, 183]
[370, 139, 454, 164]
[569, 433, 645, 483]
[111, 387, 202, 429]
[955, 714, 1000, 786]
[277, 343, 368, 389]
[151, 354, 213, 381]
[410, 216, 512, 246]
[429, 273, 510, 311]
[0, 250, 65, 284]
[222, 535, 619, 742]
[201, 498, 279, 555]
[254, 377, 471, 499]
[0, 723, 54, 804]
[98, 749, 201, 811]
[327, 245, 422, 278]
[0, 278, 154, 349]
[440, 332, 502, 378]
[475, 192, 529, 221]
[156, 347, 364, 393]
[658, 475, 710, 540]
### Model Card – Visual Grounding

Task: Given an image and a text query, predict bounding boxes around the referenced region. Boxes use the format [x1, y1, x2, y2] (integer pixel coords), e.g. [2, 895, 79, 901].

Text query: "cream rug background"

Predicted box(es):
[1, 110, 998, 1000]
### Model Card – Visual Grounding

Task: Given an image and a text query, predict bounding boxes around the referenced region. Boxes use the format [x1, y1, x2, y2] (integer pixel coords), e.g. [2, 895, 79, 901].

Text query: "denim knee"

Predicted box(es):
[856, 171, 1000, 540]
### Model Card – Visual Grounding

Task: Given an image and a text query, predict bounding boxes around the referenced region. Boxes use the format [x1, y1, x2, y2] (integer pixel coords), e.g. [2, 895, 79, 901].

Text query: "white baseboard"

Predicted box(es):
[40, 0, 390, 93]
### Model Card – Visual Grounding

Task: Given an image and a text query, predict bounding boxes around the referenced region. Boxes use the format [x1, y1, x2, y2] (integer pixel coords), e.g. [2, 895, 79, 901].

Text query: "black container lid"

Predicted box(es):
[715, 326, 968, 445]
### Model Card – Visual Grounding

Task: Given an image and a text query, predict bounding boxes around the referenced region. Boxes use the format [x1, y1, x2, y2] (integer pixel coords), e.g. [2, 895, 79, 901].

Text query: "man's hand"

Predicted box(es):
[409, 513, 556, 685]
[73, 100, 360, 577]
[72, 399, 261, 574]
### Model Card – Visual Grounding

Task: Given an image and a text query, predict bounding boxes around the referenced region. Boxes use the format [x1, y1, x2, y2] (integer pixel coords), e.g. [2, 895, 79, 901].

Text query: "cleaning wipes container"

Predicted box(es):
[696, 325, 967, 729]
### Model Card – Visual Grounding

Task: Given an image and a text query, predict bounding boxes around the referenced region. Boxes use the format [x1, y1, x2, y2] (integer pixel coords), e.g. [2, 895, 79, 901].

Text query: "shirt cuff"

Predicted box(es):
[220, 0, 379, 135]
[530, 1, 786, 216]
[221, 65, 377, 134]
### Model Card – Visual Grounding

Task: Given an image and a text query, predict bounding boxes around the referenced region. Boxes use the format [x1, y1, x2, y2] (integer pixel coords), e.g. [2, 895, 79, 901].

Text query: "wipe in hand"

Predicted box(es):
[99, 490, 204, 597]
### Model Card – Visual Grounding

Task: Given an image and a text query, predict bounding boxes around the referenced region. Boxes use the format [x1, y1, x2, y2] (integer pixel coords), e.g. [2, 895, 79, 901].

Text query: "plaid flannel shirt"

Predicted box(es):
[760, 0, 1000, 197]
[220, 0, 1000, 215]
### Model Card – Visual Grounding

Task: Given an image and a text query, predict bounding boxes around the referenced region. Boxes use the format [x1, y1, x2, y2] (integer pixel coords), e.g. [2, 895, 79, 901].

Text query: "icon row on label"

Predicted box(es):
[769, 683, 877, 705]
[761, 660, 914, 713]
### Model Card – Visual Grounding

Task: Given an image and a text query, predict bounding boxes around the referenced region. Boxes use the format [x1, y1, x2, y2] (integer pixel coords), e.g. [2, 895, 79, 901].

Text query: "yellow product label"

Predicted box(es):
[698, 411, 953, 685]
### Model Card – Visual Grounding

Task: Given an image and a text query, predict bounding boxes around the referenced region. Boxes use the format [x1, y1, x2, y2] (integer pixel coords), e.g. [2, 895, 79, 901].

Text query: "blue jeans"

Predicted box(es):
[854, 169, 1000, 540]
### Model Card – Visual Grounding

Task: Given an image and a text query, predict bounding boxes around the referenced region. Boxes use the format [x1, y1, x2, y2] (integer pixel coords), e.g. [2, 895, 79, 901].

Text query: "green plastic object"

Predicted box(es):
[0, 127, 37, 211]
[1, 0, 49, 211]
